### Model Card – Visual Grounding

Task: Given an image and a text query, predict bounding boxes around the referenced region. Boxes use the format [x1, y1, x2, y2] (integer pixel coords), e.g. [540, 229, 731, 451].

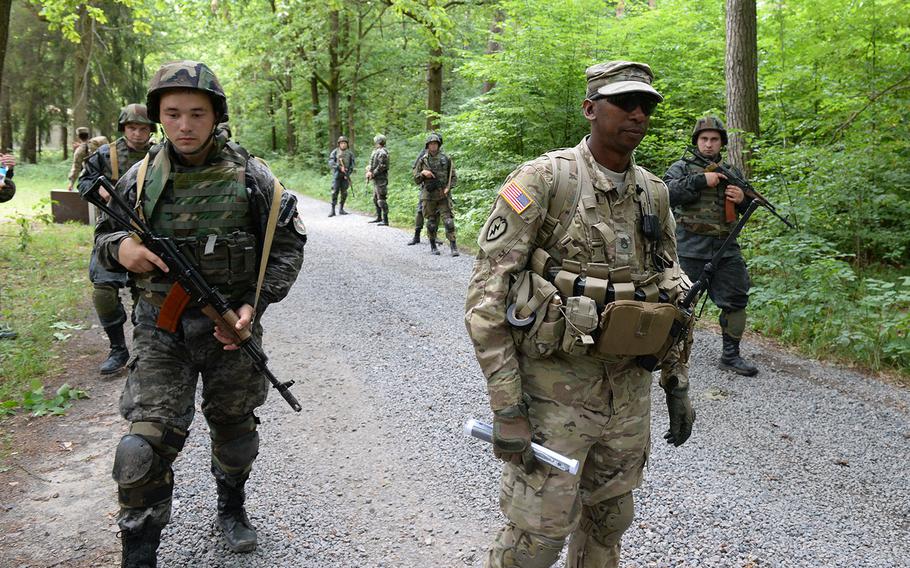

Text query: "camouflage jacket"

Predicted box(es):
[664, 151, 752, 260]
[368, 147, 389, 180]
[94, 133, 306, 313]
[328, 148, 355, 180]
[68, 143, 90, 184]
[412, 150, 456, 200]
[464, 137, 687, 411]
[77, 137, 152, 195]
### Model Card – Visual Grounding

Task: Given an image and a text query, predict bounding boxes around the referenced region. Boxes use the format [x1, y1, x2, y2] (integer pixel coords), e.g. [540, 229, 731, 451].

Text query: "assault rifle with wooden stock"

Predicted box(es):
[85, 176, 303, 413]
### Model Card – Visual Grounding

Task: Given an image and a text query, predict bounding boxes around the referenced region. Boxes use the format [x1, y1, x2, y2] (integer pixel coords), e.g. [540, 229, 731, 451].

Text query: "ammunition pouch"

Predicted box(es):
[506, 271, 564, 359]
[596, 301, 678, 356]
[560, 295, 599, 356]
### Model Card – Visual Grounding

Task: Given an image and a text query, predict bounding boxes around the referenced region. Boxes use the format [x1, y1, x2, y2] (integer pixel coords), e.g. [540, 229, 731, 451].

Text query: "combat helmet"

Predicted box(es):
[146, 60, 228, 123]
[425, 132, 443, 148]
[117, 104, 153, 131]
[373, 134, 386, 146]
[691, 116, 728, 146]
[337, 135, 349, 145]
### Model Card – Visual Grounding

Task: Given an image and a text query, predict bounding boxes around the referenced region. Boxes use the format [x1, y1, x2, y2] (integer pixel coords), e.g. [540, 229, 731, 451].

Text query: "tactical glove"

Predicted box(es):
[492, 403, 537, 474]
[663, 381, 695, 447]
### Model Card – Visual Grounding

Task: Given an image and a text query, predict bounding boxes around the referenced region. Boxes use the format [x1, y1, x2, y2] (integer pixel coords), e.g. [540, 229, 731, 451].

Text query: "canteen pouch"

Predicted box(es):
[507, 271, 564, 359]
[595, 300, 678, 356]
[560, 296, 599, 356]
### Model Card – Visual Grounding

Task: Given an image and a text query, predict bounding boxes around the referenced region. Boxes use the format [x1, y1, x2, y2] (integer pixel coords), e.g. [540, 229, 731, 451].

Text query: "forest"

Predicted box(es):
[1, 0, 908, 374]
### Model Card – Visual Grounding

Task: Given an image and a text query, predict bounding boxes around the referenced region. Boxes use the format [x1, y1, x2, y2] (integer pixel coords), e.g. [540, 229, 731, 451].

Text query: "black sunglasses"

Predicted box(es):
[595, 93, 660, 116]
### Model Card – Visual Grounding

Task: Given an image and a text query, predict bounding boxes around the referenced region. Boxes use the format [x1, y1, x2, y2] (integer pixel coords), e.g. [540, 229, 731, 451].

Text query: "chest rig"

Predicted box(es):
[420, 153, 451, 194]
[109, 138, 149, 182]
[674, 161, 733, 236]
[135, 142, 258, 300]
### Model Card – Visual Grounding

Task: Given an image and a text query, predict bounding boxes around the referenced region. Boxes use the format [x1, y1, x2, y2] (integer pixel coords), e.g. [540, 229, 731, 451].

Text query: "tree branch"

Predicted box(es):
[831, 72, 910, 143]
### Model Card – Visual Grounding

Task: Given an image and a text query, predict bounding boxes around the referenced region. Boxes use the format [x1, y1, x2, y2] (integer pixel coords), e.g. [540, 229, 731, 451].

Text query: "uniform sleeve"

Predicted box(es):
[242, 160, 306, 312]
[412, 153, 424, 185]
[76, 146, 109, 197]
[447, 158, 457, 190]
[374, 150, 389, 176]
[664, 159, 705, 208]
[464, 160, 550, 411]
[327, 149, 338, 172]
[93, 169, 138, 271]
[68, 146, 87, 183]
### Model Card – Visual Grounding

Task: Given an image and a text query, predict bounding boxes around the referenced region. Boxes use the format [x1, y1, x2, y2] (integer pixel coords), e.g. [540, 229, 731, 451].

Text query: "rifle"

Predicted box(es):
[84, 176, 303, 413]
[681, 147, 797, 231]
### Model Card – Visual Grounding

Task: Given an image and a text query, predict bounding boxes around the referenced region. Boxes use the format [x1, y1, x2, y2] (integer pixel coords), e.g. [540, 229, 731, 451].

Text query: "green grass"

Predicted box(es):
[2, 159, 72, 219]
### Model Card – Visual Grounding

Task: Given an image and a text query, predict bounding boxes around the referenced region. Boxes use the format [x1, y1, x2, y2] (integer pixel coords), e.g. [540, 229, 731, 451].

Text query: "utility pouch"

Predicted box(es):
[507, 271, 563, 359]
[560, 296, 599, 356]
[595, 300, 678, 357]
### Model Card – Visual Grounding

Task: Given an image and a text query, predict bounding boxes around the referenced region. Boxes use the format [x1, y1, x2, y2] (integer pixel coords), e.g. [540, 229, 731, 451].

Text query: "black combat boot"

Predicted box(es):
[328, 204, 336, 217]
[449, 240, 460, 257]
[719, 334, 758, 376]
[216, 479, 258, 553]
[407, 228, 421, 245]
[339, 200, 349, 215]
[121, 525, 161, 568]
[100, 324, 130, 375]
[369, 207, 382, 223]
[430, 240, 440, 255]
[378, 210, 389, 226]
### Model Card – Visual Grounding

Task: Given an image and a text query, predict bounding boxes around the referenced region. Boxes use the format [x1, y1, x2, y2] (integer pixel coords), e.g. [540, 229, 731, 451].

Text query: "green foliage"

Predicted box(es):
[0, 380, 88, 417]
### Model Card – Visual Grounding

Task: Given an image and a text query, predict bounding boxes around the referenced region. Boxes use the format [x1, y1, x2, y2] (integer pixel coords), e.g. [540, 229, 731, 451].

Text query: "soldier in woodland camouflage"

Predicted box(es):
[77, 103, 154, 374]
[67, 127, 92, 190]
[366, 134, 390, 226]
[328, 135, 355, 217]
[413, 132, 459, 256]
[465, 61, 695, 568]
[664, 116, 758, 376]
[95, 61, 306, 567]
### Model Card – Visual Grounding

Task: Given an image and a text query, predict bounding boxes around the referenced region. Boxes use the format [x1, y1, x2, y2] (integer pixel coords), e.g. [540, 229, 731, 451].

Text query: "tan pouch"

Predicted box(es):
[560, 295, 599, 356]
[595, 300, 678, 356]
[507, 271, 563, 359]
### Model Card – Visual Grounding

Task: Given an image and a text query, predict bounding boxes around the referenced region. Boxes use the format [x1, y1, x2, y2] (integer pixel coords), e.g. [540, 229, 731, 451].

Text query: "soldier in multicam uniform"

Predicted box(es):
[464, 61, 696, 568]
[77, 104, 154, 374]
[94, 61, 306, 567]
[67, 126, 92, 190]
[328, 135, 355, 217]
[413, 132, 458, 256]
[664, 117, 758, 376]
[366, 134, 390, 226]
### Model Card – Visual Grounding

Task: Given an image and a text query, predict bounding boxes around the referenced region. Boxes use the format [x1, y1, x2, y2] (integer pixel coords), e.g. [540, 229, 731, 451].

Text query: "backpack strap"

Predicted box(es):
[110, 141, 120, 181]
[535, 148, 583, 250]
[253, 157, 282, 312]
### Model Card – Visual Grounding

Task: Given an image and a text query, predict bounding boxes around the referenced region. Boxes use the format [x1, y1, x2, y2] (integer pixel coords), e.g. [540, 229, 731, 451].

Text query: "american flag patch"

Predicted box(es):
[499, 180, 533, 214]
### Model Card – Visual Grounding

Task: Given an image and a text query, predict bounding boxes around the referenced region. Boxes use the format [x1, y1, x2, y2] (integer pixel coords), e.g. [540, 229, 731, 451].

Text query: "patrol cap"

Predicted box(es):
[585, 61, 663, 102]
[76, 127, 90, 137]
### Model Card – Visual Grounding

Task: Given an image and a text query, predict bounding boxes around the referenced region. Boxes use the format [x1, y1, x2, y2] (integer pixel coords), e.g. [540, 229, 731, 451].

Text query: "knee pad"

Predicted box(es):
[209, 415, 259, 476]
[720, 309, 747, 339]
[112, 433, 175, 509]
[93, 285, 126, 328]
[504, 528, 564, 568]
[427, 219, 439, 234]
[444, 217, 456, 233]
[585, 492, 634, 547]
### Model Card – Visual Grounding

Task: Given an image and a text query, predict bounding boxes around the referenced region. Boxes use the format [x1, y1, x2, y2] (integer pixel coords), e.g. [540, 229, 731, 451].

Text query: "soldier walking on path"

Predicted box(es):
[664, 117, 759, 376]
[94, 60, 306, 567]
[67, 127, 91, 191]
[465, 61, 695, 568]
[77, 104, 154, 374]
[413, 132, 458, 256]
[366, 134, 390, 226]
[328, 135, 355, 217]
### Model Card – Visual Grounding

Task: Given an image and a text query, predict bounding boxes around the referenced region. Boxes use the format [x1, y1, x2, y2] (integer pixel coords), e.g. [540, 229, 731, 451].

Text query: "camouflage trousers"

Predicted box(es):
[486, 354, 651, 568]
[372, 179, 389, 215]
[422, 196, 456, 243]
[679, 254, 750, 338]
[331, 175, 350, 206]
[115, 298, 268, 533]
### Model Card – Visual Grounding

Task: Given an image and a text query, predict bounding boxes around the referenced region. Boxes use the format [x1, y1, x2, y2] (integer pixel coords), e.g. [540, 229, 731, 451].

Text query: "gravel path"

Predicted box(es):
[3, 194, 909, 567]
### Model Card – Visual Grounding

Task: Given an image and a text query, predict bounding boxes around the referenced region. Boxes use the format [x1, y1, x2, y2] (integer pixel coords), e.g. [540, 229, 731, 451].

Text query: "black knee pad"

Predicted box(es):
[93, 285, 126, 328]
[209, 415, 260, 476]
[112, 434, 174, 509]
[586, 492, 635, 546]
[427, 219, 439, 234]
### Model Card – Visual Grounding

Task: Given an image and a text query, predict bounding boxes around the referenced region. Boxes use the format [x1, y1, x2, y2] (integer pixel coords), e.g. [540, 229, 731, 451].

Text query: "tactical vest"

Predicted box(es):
[109, 138, 150, 182]
[419, 152, 451, 195]
[369, 147, 388, 181]
[673, 161, 733, 236]
[136, 143, 258, 300]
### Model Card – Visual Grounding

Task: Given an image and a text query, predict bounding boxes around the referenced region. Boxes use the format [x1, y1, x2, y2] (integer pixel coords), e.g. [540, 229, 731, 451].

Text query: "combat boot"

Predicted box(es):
[100, 324, 129, 375]
[369, 207, 382, 223]
[120, 525, 161, 568]
[449, 240, 460, 257]
[378, 210, 389, 226]
[328, 204, 336, 218]
[719, 334, 758, 376]
[430, 240, 440, 255]
[339, 200, 349, 215]
[406, 228, 421, 245]
[216, 479, 258, 553]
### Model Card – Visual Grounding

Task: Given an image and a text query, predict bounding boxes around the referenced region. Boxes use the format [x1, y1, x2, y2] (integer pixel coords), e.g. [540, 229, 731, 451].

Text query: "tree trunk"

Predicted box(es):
[481, 10, 504, 94]
[426, 46, 443, 131]
[21, 101, 36, 163]
[72, 6, 93, 133]
[310, 72, 321, 163]
[0, 0, 12, 99]
[268, 89, 277, 152]
[327, 9, 341, 148]
[725, 0, 759, 177]
[284, 73, 296, 154]
[60, 124, 68, 160]
[0, 82, 11, 152]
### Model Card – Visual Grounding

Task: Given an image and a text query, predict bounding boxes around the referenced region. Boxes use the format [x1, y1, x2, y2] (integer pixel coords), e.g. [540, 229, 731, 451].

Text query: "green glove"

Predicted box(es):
[663, 384, 695, 447]
[492, 403, 537, 473]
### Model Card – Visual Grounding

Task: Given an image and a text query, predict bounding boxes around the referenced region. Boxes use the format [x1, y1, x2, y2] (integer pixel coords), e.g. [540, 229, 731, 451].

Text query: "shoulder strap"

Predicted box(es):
[254, 161, 283, 312]
[536, 148, 583, 249]
[110, 142, 120, 181]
